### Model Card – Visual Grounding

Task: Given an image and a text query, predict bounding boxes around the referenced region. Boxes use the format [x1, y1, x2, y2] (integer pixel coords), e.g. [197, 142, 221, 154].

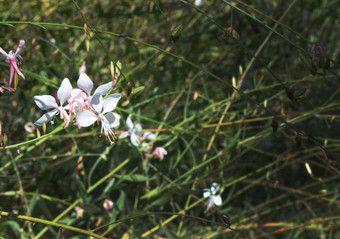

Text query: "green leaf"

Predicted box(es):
[116, 174, 156, 182]
[141, 187, 161, 199]
[0, 221, 21, 238]
[150, 194, 172, 206]
[29, 22, 46, 29]
[109, 191, 126, 229]
[103, 178, 115, 194]
[0, 23, 15, 28]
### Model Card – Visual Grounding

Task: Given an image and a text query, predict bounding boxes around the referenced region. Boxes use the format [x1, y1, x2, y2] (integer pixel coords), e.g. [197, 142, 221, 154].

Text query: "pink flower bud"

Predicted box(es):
[103, 199, 114, 211]
[154, 147, 167, 160]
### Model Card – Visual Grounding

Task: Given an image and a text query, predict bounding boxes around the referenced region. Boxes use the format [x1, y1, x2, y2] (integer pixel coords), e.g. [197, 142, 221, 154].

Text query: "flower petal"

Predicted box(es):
[211, 182, 220, 195]
[70, 89, 87, 101]
[213, 194, 222, 206]
[154, 147, 167, 160]
[134, 123, 143, 136]
[130, 133, 140, 147]
[207, 198, 214, 209]
[57, 78, 72, 105]
[76, 110, 98, 127]
[104, 112, 120, 128]
[34, 109, 58, 126]
[10, 58, 25, 80]
[119, 131, 131, 139]
[0, 47, 9, 58]
[90, 93, 103, 113]
[34, 95, 58, 110]
[9, 64, 14, 87]
[102, 94, 121, 114]
[126, 114, 134, 130]
[14, 40, 25, 57]
[93, 81, 113, 96]
[144, 132, 156, 141]
[203, 191, 211, 198]
[77, 73, 93, 95]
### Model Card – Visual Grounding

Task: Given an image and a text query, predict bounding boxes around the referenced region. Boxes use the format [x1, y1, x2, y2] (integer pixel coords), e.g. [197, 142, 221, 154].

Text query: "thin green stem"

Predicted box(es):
[0, 211, 106, 239]
[0, 124, 64, 151]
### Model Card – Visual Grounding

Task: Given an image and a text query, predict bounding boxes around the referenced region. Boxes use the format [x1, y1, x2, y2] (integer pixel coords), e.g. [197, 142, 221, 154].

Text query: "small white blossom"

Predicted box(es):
[203, 182, 222, 209]
[76, 93, 121, 144]
[119, 114, 156, 147]
[34, 78, 72, 127]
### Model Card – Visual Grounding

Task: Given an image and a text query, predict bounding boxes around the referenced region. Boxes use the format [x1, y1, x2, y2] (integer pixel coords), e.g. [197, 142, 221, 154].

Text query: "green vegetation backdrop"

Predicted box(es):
[0, 0, 340, 238]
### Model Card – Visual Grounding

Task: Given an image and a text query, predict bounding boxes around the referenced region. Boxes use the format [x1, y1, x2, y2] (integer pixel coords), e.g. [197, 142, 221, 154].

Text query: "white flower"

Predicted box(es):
[76, 92, 121, 144]
[154, 147, 167, 160]
[68, 73, 113, 116]
[0, 40, 25, 88]
[203, 182, 222, 209]
[119, 114, 156, 147]
[77, 73, 113, 98]
[103, 199, 114, 211]
[34, 78, 72, 127]
[194, 0, 203, 6]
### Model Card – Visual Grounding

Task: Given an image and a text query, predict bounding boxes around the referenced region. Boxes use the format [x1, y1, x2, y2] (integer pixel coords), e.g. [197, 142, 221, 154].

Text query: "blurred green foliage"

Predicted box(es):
[1, 0, 340, 238]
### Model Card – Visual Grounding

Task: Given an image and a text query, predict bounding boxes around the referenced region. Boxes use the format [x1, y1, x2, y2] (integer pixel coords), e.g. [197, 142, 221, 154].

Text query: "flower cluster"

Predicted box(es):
[34, 73, 121, 144]
[0, 40, 26, 89]
[119, 114, 156, 147]
[120, 114, 167, 160]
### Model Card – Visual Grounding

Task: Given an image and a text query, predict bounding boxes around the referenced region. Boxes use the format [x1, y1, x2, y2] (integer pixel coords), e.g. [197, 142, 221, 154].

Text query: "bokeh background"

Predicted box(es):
[1, 0, 340, 238]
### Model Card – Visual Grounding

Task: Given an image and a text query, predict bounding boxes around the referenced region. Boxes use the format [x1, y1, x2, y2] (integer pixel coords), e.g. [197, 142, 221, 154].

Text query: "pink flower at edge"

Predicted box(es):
[154, 147, 167, 160]
[0, 40, 25, 88]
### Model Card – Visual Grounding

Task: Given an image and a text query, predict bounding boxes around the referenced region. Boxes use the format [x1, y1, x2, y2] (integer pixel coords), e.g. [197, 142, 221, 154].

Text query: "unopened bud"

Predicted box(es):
[271, 117, 278, 132]
[3, 133, 8, 146]
[103, 199, 114, 211]
[171, 25, 183, 42]
[193, 91, 198, 100]
[131, 86, 145, 96]
[14, 73, 18, 89]
[84, 24, 93, 39]
[16, 146, 20, 155]
[42, 121, 47, 135]
[227, 26, 240, 41]
[125, 82, 132, 96]
[36, 128, 41, 138]
[86, 39, 90, 53]
[78, 61, 86, 74]
[111, 61, 122, 87]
